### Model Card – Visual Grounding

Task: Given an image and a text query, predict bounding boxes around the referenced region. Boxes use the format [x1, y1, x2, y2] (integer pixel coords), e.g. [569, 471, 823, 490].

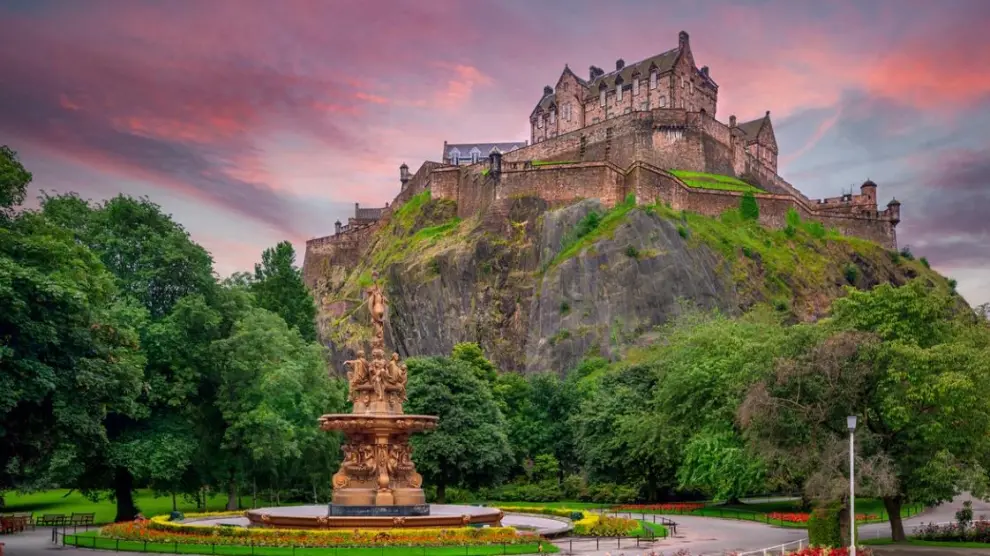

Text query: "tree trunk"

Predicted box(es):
[312, 481, 318, 504]
[113, 467, 139, 522]
[837, 501, 852, 547]
[883, 495, 906, 541]
[171, 492, 177, 512]
[437, 481, 447, 504]
[252, 478, 257, 509]
[226, 474, 239, 511]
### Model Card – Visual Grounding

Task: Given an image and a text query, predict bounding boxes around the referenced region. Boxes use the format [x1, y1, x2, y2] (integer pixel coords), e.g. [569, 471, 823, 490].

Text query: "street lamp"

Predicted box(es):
[848, 415, 858, 556]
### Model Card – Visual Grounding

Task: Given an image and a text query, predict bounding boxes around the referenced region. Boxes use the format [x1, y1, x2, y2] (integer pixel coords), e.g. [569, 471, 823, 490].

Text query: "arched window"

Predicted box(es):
[650, 71, 657, 89]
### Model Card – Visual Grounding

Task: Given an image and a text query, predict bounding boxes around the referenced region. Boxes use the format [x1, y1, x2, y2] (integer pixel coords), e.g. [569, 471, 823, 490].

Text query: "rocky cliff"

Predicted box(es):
[313, 192, 937, 375]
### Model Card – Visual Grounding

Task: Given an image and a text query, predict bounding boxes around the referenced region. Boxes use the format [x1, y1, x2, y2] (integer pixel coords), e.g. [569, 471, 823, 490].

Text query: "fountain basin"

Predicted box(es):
[244, 504, 503, 529]
[318, 414, 438, 433]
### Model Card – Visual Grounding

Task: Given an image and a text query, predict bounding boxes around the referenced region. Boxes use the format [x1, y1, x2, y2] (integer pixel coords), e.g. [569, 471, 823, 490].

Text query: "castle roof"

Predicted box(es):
[736, 112, 772, 143]
[443, 142, 527, 161]
[586, 47, 681, 94]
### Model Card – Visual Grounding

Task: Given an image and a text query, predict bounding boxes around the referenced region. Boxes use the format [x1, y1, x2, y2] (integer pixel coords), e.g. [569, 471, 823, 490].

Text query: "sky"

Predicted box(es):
[1, 0, 988, 306]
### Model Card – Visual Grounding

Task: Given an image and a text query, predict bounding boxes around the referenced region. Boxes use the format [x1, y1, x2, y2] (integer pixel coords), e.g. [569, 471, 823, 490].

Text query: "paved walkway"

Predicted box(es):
[3, 495, 987, 556]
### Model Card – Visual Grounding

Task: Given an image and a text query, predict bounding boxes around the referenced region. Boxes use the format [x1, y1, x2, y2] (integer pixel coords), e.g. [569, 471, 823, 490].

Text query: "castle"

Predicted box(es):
[303, 31, 901, 290]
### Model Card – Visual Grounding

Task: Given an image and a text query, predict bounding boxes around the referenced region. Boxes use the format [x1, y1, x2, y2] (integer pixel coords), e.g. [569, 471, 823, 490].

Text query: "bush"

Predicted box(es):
[561, 474, 586, 500]
[624, 245, 640, 259]
[677, 225, 689, 239]
[843, 263, 858, 285]
[899, 246, 915, 260]
[807, 506, 843, 547]
[740, 192, 760, 221]
[919, 256, 930, 268]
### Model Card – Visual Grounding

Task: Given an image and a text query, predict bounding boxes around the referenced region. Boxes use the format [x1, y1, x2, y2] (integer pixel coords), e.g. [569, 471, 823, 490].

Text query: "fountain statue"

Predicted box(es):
[244, 272, 501, 529]
[319, 272, 437, 512]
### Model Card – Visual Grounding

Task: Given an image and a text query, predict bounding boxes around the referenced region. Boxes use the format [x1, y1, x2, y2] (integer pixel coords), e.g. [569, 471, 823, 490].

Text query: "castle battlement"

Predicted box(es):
[302, 31, 902, 290]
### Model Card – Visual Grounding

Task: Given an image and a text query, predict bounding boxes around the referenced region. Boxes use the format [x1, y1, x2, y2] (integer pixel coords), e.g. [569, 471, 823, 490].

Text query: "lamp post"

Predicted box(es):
[848, 415, 858, 556]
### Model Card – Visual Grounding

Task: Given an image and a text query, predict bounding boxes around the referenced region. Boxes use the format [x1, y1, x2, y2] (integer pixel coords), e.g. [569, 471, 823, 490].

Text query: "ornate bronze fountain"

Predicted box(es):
[245, 272, 501, 529]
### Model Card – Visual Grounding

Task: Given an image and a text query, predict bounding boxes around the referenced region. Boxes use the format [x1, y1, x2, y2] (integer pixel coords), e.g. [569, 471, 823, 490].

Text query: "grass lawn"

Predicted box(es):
[668, 170, 764, 194]
[616, 497, 923, 529]
[864, 538, 990, 548]
[481, 501, 608, 510]
[63, 531, 558, 555]
[2, 489, 288, 524]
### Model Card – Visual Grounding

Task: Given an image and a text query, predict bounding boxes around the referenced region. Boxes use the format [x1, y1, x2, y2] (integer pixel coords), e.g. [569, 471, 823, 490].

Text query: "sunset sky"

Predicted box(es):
[1, 0, 988, 305]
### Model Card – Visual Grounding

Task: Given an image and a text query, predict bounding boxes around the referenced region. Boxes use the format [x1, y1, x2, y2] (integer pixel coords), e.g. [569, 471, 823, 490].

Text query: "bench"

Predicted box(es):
[0, 515, 31, 534]
[69, 513, 95, 527]
[35, 514, 68, 527]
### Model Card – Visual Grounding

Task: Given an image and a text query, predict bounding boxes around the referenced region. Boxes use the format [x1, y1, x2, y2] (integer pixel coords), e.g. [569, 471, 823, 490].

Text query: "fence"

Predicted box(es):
[553, 531, 670, 555]
[736, 538, 808, 556]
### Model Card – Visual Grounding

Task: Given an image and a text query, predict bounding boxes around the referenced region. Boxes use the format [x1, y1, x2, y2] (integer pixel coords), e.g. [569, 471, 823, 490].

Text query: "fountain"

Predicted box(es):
[245, 272, 502, 529]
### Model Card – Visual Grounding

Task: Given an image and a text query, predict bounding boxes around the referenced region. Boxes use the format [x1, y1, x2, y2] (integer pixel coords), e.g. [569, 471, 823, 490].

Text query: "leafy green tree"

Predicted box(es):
[39, 194, 218, 521]
[213, 308, 343, 506]
[676, 427, 764, 503]
[451, 342, 498, 385]
[492, 372, 540, 469]
[405, 356, 513, 502]
[740, 192, 760, 221]
[742, 280, 990, 541]
[250, 241, 317, 341]
[0, 145, 32, 212]
[0, 211, 146, 493]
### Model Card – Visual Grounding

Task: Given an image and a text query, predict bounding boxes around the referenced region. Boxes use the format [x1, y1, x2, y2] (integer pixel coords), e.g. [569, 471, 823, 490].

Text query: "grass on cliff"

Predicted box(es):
[669, 170, 764, 194]
[543, 194, 638, 272]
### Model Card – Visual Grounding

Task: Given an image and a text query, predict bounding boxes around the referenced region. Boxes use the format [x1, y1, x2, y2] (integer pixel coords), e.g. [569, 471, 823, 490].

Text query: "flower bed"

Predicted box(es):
[784, 548, 873, 556]
[613, 503, 705, 512]
[768, 512, 879, 524]
[915, 520, 990, 543]
[102, 517, 531, 547]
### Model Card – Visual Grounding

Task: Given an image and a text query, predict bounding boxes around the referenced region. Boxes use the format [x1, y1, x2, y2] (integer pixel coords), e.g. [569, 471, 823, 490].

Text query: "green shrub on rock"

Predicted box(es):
[808, 505, 843, 547]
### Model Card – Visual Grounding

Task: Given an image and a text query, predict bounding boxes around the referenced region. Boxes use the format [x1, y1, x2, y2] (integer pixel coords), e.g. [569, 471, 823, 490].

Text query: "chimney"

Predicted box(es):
[679, 30, 689, 49]
[543, 85, 554, 96]
[765, 110, 771, 118]
[701, 66, 709, 77]
[729, 115, 737, 128]
[616, 59, 625, 71]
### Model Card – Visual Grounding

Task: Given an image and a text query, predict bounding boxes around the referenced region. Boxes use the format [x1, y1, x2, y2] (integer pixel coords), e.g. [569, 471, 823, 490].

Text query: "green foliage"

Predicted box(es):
[669, 170, 765, 194]
[624, 245, 640, 259]
[549, 195, 636, 270]
[405, 355, 513, 501]
[559, 301, 570, 314]
[0, 212, 146, 492]
[808, 506, 844, 547]
[451, 342, 498, 385]
[677, 225, 689, 239]
[0, 145, 32, 211]
[250, 241, 317, 341]
[676, 428, 765, 503]
[844, 263, 859, 285]
[919, 256, 930, 268]
[531, 160, 578, 167]
[899, 246, 915, 260]
[740, 192, 760, 221]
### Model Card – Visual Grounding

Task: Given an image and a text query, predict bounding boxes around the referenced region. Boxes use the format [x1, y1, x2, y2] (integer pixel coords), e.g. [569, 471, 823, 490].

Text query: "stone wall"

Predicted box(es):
[302, 222, 379, 289]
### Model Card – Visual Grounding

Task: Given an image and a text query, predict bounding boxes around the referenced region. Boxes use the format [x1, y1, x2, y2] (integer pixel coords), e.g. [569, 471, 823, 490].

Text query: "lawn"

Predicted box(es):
[63, 531, 557, 556]
[481, 500, 609, 510]
[2, 489, 286, 524]
[668, 170, 765, 194]
[615, 497, 923, 529]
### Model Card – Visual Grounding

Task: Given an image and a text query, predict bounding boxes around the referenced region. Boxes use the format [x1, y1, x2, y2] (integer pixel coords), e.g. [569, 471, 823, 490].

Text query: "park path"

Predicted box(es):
[3, 494, 987, 556]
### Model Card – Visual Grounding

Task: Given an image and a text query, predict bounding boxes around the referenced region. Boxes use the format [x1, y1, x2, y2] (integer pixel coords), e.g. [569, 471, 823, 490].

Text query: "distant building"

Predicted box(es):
[441, 141, 528, 166]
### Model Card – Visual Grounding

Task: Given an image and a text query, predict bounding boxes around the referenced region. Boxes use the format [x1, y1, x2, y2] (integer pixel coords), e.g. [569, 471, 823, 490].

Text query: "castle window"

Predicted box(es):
[450, 153, 458, 165]
[633, 78, 640, 95]
[537, 116, 543, 128]
[650, 71, 657, 89]
[550, 110, 556, 124]
[471, 152, 479, 163]
[600, 89, 606, 107]
[616, 85, 622, 102]
[660, 95, 667, 108]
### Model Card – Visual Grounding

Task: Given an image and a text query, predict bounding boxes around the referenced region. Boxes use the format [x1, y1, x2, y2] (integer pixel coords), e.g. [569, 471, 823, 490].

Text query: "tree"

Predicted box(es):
[213, 308, 344, 506]
[39, 193, 218, 521]
[250, 241, 317, 341]
[0, 211, 146, 493]
[405, 356, 513, 502]
[0, 145, 32, 212]
[451, 342, 497, 385]
[741, 280, 990, 541]
[740, 192, 760, 221]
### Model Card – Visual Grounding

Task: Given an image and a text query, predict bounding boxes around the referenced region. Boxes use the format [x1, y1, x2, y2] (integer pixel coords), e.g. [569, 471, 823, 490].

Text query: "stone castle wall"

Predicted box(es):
[303, 108, 900, 287]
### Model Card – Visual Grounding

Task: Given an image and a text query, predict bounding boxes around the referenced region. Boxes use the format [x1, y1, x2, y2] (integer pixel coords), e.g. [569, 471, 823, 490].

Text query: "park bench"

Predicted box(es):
[69, 513, 95, 527]
[35, 514, 68, 527]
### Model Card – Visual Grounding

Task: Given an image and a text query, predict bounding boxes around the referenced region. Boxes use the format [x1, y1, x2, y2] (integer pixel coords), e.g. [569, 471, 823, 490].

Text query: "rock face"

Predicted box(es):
[315, 194, 925, 375]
